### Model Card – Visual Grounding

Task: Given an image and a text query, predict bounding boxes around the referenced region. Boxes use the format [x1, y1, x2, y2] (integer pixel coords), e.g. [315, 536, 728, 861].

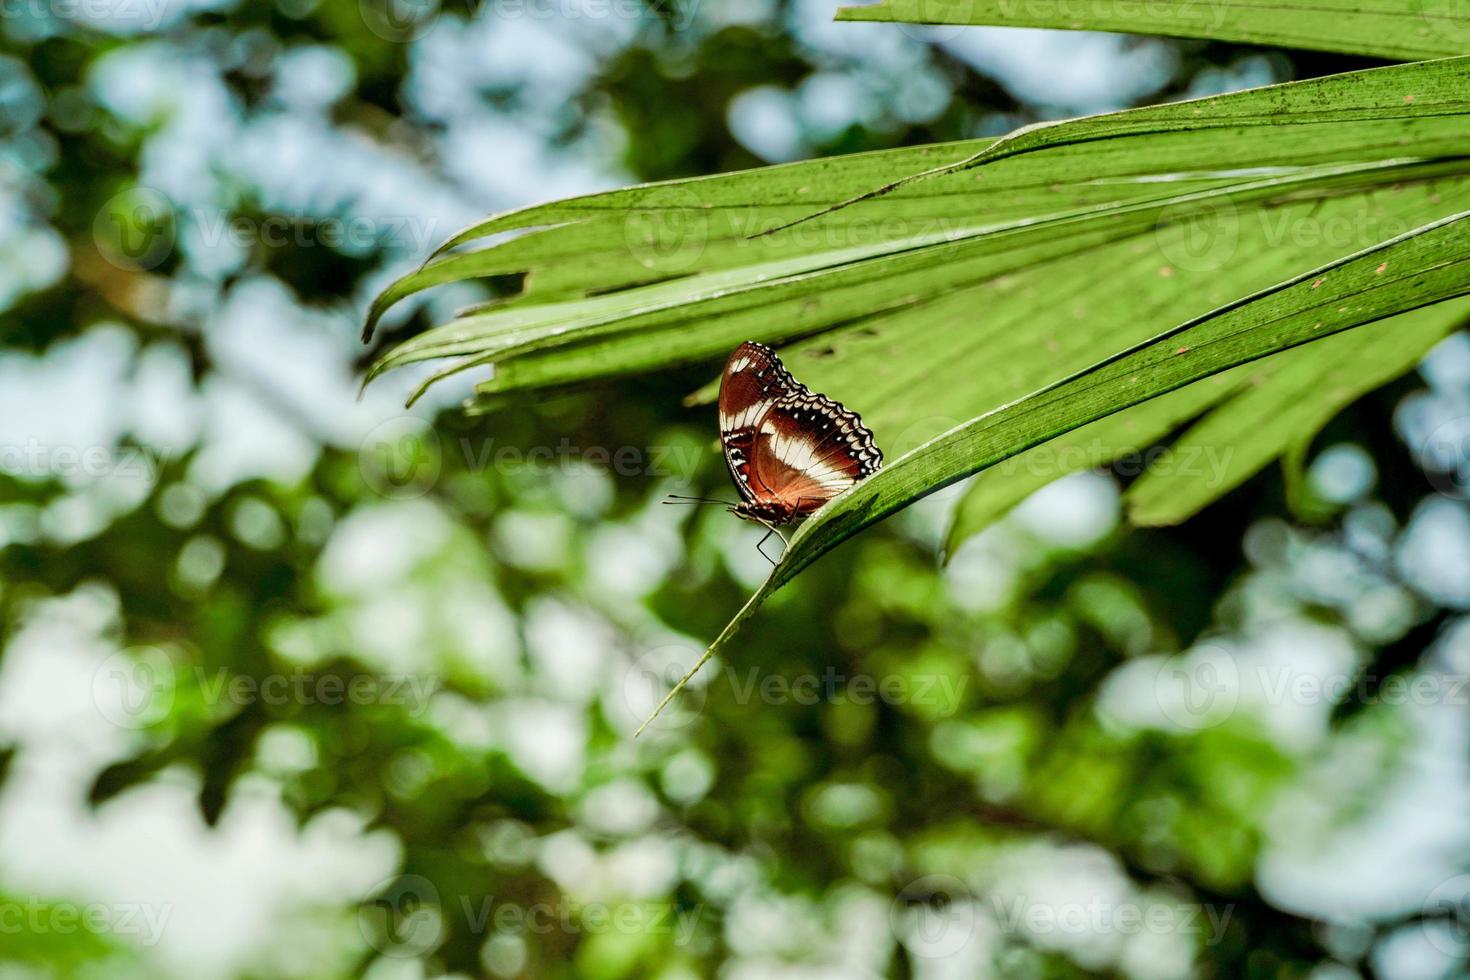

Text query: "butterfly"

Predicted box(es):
[712, 340, 882, 552]
[641, 344, 882, 731]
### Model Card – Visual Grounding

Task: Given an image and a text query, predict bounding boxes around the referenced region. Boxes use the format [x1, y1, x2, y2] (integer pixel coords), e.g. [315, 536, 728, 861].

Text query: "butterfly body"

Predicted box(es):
[718, 341, 882, 527]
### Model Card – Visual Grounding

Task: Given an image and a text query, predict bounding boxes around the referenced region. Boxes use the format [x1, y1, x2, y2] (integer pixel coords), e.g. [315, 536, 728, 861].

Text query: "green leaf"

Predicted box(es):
[944, 298, 1470, 551]
[635, 212, 1470, 734]
[837, 0, 1470, 61]
[1123, 297, 1470, 524]
[943, 370, 1246, 557]
[758, 164, 1464, 459]
[364, 57, 1470, 358]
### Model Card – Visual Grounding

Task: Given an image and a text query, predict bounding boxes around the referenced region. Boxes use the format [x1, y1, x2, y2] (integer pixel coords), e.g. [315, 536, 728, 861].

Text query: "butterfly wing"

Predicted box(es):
[718, 341, 798, 507]
[719, 340, 883, 521]
[751, 388, 883, 518]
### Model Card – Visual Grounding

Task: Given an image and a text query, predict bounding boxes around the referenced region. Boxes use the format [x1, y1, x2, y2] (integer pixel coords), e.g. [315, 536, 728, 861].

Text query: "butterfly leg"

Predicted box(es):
[758, 525, 782, 564]
[754, 521, 790, 566]
[755, 528, 777, 565]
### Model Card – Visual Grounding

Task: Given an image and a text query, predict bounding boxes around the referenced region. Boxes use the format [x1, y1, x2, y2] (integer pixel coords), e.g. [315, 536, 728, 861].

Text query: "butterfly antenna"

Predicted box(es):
[662, 493, 736, 506]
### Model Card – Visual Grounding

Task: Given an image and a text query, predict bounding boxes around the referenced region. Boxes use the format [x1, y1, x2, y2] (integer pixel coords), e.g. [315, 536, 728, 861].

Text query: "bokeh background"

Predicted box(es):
[5, 0, 1470, 977]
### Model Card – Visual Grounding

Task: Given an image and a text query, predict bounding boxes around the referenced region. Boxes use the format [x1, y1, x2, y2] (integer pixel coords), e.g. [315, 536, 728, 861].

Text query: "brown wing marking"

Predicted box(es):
[718, 341, 797, 507]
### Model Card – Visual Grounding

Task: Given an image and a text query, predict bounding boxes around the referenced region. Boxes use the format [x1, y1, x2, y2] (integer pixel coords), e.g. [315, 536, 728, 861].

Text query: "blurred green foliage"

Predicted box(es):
[0, 1, 1467, 978]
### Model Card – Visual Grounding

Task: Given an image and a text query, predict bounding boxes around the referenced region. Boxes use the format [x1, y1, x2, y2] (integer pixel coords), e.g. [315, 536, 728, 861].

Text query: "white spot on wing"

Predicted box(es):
[721, 398, 776, 434]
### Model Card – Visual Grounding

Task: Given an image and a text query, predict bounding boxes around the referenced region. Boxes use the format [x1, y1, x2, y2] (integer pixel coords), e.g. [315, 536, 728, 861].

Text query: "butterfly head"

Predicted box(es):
[731, 498, 796, 526]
